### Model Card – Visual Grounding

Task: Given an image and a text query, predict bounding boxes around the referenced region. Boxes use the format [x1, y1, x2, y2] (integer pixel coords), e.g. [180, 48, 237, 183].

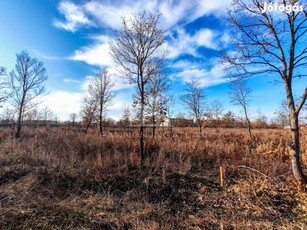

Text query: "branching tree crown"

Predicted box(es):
[222, 0, 307, 184]
[84, 69, 115, 135]
[0, 66, 10, 107]
[180, 80, 206, 136]
[9, 51, 47, 138]
[229, 78, 253, 138]
[109, 11, 166, 162]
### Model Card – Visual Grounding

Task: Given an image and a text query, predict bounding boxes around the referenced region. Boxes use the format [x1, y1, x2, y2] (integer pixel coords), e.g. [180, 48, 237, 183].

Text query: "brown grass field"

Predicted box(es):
[0, 127, 306, 229]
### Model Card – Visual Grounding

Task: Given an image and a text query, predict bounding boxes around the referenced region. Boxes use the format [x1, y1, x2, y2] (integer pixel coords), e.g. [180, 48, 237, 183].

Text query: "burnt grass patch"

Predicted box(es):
[0, 170, 29, 186]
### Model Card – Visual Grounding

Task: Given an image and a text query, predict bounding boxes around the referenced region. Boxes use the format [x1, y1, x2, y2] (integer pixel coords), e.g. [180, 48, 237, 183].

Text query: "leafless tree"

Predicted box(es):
[8, 51, 47, 138]
[87, 69, 115, 135]
[165, 95, 174, 137]
[255, 109, 268, 128]
[229, 78, 252, 139]
[180, 80, 206, 136]
[145, 72, 169, 138]
[119, 105, 131, 128]
[69, 113, 77, 126]
[80, 95, 98, 133]
[0, 67, 5, 76]
[208, 99, 224, 131]
[0, 67, 10, 107]
[273, 100, 290, 128]
[24, 108, 39, 126]
[39, 106, 55, 125]
[222, 0, 307, 184]
[110, 12, 166, 163]
[0, 107, 16, 124]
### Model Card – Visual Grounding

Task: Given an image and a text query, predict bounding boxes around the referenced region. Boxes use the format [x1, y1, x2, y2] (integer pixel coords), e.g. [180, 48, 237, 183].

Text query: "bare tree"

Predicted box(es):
[0, 107, 16, 124]
[69, 113, 77, 126]
[80, 95, 97, 133]
[87, 69, 115, 135]
[0, 67, 5, 76]
[8, 51, 47, 138]
[24, 108, 39, 126]
[145, 72, 169, 138]
[110, 12, 165, 163]
[223, 0, 307, 184]
[180, 80, 206, 136]
[208, 99, 224, 131]
[39, 106, 55, 125]
[229, 78, 253, 139]
[165, 95, 174, 137]
[119, 105, 131, 127]
[255, 109, 268, 128]
[273, 100, 292, 128]
[0, 67, 10, 107]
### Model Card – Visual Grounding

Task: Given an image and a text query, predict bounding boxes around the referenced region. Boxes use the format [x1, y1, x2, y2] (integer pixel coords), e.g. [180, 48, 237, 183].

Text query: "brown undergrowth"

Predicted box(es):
[0, 127, 306, 229]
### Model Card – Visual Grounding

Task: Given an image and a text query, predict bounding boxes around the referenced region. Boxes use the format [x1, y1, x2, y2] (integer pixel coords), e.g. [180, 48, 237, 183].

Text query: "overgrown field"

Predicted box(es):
[0, 127, 306, 229]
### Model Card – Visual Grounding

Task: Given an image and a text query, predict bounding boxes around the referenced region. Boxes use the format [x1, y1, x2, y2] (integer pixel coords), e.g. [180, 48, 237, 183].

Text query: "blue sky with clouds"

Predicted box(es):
[0, 0, 305, 121]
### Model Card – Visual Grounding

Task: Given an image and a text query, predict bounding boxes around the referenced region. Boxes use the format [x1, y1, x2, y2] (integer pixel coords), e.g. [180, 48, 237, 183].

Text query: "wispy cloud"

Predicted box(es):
[172, 59, 228, 87]
[63, 78, 82, 84]
[53, 1, 93, 32]
[55, 0, 232, 32]
[70, 35, 113, 66]
[166, 28, 219, 58]
[33, 50, 64, 61]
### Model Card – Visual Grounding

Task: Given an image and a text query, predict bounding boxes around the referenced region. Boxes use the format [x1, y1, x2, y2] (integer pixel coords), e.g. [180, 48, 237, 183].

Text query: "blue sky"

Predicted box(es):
[0, 0, 305, 121]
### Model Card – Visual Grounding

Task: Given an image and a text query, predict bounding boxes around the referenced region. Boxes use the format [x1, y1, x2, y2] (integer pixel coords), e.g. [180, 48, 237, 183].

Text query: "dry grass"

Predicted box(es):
[0, 126, 306, 229]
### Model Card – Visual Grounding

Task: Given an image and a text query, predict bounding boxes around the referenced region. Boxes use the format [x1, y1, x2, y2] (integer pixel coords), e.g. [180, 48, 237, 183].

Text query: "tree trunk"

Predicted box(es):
[85, 120, 91, 134]
[243, 108, 252, 139]
[247, 119, 252, 139]
[15, 111, 22, 138]
[15, 101, 24, 138]
[152, 115, 156, 138]
[140, 100, 145, 165]
[285, 81, 306, 185]
[99, 101, 103, 136]
[199, 123, 202, 136]
[99, 113, 103, 135]
[289, 106, 306, 184]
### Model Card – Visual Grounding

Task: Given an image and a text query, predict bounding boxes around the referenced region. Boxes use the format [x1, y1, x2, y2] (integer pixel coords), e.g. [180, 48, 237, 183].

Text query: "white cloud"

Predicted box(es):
[40, 85, 133, 121]
[166, 28, 219, 59]
[70, 35, 114, 67]
[173, 60, 228, 87]
[172, 60, 200, 70]
[53, 1, 93, 32]
[63, 78, 82, 84]
[33, 50, 63, 61]
[41, 91, 83, 120]
[108, 92, 133, 120]
[195, 29, 217, 49]
[55, 0, 232, 32]
[84, 1, 133, 29]
[81, 70, 132, 92]
[56, 0, 231, 72]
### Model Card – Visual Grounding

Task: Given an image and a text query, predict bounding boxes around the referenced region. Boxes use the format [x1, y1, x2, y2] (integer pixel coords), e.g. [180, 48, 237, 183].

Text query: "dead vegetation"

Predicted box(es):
[0, 127, 306, 229]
